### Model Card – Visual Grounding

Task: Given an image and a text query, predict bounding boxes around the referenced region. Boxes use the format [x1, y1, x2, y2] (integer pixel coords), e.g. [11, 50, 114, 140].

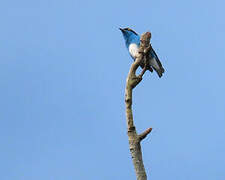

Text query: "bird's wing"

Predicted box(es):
[149, 49, 165, 78]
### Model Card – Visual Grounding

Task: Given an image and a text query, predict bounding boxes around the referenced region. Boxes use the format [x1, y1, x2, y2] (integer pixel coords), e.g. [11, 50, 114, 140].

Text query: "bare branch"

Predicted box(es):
[139, 128, 153, 142]
[125, 32, 152, 180]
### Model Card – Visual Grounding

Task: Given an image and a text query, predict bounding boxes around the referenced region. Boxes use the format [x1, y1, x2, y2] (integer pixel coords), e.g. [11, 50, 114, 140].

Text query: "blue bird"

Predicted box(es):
[119, 27, 164, 78]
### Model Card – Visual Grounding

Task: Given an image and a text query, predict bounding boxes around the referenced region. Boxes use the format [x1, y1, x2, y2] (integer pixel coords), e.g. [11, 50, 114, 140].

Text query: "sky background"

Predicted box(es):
[0, 0, 225, 179]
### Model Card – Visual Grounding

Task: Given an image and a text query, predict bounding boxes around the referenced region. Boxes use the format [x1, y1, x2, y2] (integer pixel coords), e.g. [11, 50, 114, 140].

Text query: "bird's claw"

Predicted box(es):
[137, 75, 142, 80]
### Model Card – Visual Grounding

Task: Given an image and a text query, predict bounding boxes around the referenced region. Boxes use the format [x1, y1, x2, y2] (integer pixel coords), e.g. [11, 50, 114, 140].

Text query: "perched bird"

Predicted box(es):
[119, 27, 164, 78]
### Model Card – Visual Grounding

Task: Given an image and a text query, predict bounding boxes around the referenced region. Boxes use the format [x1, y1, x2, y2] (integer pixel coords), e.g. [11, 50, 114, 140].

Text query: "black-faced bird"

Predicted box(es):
[119, 27, 164, 78]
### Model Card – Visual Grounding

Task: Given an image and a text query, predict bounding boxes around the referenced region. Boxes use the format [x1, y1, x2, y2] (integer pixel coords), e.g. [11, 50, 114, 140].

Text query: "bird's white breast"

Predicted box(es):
[129, 43, 139, 59]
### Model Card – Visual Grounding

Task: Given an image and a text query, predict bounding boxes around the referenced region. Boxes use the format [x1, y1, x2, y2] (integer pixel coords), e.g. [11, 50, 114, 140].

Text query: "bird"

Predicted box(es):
[119, 27, 164, 78]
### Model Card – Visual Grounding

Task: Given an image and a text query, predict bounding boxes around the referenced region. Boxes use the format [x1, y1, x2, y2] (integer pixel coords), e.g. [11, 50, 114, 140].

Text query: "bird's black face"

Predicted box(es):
[119, 27, 138, 35]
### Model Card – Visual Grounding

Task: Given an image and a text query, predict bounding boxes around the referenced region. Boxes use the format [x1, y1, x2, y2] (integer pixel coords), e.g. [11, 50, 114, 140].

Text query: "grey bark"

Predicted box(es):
[125, 32, 153, 180]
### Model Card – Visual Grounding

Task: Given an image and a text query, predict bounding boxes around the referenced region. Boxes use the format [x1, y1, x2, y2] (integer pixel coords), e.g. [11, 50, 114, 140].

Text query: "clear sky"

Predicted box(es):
[0, 0, 225, 179]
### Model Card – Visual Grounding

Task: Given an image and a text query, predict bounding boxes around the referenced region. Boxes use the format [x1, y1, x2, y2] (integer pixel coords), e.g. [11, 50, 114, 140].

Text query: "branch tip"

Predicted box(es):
[139, 128, 152, 141]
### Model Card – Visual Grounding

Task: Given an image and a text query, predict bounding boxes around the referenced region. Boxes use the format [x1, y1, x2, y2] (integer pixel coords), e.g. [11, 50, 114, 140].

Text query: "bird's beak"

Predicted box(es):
[119, 28, 124, 32]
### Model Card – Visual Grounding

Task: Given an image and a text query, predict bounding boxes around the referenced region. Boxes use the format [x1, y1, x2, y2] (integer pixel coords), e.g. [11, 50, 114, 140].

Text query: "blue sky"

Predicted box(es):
[0, 0, 225, 179]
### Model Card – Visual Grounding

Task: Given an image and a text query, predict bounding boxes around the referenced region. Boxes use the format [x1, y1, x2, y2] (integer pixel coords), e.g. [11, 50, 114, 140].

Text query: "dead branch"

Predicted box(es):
[125, 32, 152, 180]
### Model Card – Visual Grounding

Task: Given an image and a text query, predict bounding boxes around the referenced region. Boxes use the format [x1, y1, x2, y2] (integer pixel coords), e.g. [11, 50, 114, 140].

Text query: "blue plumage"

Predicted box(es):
[119, 27, 164, 78]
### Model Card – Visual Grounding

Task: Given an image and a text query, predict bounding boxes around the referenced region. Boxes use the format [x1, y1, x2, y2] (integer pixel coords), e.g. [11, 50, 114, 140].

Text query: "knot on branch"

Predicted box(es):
[128, 126, 136, 132]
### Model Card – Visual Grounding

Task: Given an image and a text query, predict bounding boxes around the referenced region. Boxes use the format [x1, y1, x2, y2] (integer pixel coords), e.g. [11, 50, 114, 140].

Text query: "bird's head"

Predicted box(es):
[119, 27, 140, 48]
[119, 27, 138, 36]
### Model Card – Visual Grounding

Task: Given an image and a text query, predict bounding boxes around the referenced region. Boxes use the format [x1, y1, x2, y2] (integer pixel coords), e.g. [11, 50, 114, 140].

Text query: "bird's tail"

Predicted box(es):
[153, 65, 164, 78]
[149, 49, 165, 78]
[149, 57, 165, 78]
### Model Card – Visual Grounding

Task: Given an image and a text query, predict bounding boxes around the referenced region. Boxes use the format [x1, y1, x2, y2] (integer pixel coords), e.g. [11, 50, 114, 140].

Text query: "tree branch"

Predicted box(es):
[139, 128, 153, 142]
[125, 32, 152, 180]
